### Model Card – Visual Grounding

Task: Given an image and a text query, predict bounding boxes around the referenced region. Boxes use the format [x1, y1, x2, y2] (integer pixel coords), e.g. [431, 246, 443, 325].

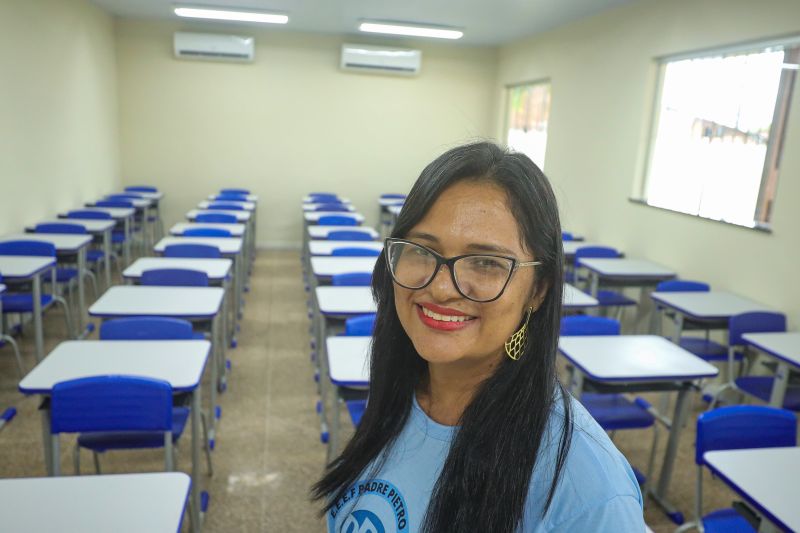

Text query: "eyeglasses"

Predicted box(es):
[385, 238, 542, 303]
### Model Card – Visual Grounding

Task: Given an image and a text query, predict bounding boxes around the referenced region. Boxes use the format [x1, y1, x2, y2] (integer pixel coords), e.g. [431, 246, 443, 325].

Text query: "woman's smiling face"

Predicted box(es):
[393, 179, 543, 366]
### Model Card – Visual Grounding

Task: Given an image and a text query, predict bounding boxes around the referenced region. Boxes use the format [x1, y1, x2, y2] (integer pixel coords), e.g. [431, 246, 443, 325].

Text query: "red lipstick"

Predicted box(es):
[416, 304, 477, 331]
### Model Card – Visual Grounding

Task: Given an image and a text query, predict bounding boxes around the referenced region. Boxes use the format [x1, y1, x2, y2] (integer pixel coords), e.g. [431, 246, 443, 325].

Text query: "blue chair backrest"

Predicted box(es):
[695, 405, 796, 465]
[183, 228, 232, 237]
[729, 311, 786, 346]
[125, 186, 157, 193]
[380, 193, 406, 199]
[562, 232, 574, 241]
[100, 317, 195, 340]
[0, 240, 56, 257]
[95, 200, 134, 208]
[221, 188, 249, 195]
[327, 231, 373, 241]
[560, 315, 621, 336]
[309, 192, 337, 199]
[332, 272, 372, 286]
[331, 247, 380, 257]
[52, 376, 172, 434]
[196, 213, 237, 223]
[656, 280, 710, 292]
[318, 215, 357, 226]
[214, 194, 247, 201]
[314, 204, 349, 212]
[575, 246, 621, 263]
[141, 268, 209, 287]
[67, 210, 112, 220]
[164, 244, 221, 259]
[345, 314, 376, 336]
[106, 194, 143, 201]
[35, 223, 87, 235]
[206, 203, 244, 211]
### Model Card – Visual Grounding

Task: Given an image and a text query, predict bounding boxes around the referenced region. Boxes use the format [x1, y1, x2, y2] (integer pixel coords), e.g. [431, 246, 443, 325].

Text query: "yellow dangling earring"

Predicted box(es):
[505, 307, 533, 361]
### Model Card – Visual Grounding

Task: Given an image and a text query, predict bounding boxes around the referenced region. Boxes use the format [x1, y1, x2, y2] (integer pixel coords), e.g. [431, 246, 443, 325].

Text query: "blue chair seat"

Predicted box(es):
[86, 250, 104, 262]
[1, 293, 54, 312]
[77, 407, 189, 452]
[734, 376, 800, 410]
[702, 508, 755, 533]
[580, 393, 654, 430]
[678, 337, 730, 361]
[111, 231, 126, 244]
[596, 290, 637, 307]
[56, 268, 79, 283]
[346, 400, 367, 427]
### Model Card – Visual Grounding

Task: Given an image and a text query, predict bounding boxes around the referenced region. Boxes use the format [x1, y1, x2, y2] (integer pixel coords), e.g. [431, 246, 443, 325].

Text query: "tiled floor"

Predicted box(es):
[0, 250, 745, 532]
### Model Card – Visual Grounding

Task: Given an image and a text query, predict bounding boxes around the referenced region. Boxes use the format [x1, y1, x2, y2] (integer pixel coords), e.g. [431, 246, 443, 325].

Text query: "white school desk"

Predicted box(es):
[558, 335, 718, 521]
[703, 447, 800, 533]
[89, 286, 226, 444]
[326, 335, 371, 457]
[29, 219, 115, 286]
[741, 332, 800, 407]
[308, 241, 384, 256]
[304, 195, 350, 203]
[89, 198, 154, 250]
[303, 203, 356, 212]
[198, 200, 256, 211]
[387, 204, 402, 216]
[209, 193, 258, 202]
[0, 256, 56, 362]
[308, 226, 379, 240]
[310, 256, 378, 283]
[61, 207, 135, 265]
[171, 222, 246, 237]
[123, 257, 232, 282]
[0, 473, 191, 533]
[90, 197, 152, 209]
[19, 341, 208, 532]
[379, 197, 405, 207]
[1, 233, 92, 334]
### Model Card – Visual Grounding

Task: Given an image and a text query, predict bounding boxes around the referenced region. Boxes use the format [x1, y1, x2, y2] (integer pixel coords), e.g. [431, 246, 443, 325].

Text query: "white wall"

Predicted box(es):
[496, 0, 800, 327]
[0, 0, 120, 234]
[116, 20, 498, 247]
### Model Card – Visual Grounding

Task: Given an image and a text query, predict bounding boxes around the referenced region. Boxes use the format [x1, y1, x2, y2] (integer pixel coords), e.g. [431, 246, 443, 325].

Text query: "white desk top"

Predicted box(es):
[558, 335, 719, 382]
[19, 340, 210, 394]
[304, 195, 349, 203]
[562, 242, 603, 256]
[32, 219, 116, 233]
[308, 226, 378, 239]
[308, 241, 383, 256]
[0, 473, 190, 533]
[379, 197, 405, 206]
[209, 193, 258, 202]
[186, 209, 251, 222]
[742, 332, 800, 369]
[123, 257, 232, 281]
[92, 198, 151, 208]
[75, 206, 135, 219]
[563, 284, 599, 309]
[128, 191, 164, 200]
[154, 236, 243, 255]
[170, 222, 246, 237]
[1, 233, 92, 252]
[0, 256, 56, 279]
[304, 212, 365, 223]
[578, 258, 675, 279]
[311, 256, 378, 278]
[650, 291, 771, 321]
[387, 205, 402, 216]
[90, 286, 225, 319]
[316, 286, 377, 315]
[327, 336, 371, 386]
[198, 200, 255, 211]
[303, 203, 356, 212]
[704, 447, 800, 532]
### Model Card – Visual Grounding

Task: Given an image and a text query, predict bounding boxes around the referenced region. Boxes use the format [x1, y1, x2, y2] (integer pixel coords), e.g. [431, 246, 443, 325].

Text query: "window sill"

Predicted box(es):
[627, 198, 772, 234]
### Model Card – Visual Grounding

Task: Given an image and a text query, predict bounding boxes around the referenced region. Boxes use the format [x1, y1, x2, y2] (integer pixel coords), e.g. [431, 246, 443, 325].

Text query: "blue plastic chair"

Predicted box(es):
[183, 228, 232, 237]
[561, 315, 657, 488]
[314, 204, 350, 212]
[196, 213, 237, 224]
[206, 203, 244, 211]
[164, 244, 221, 259]
[106, 194, 143, 201]
[346, 399, 367, 427]
[326, 231, 374, 241]
[332, 273, 372, 286]
[125, 186, 158, 193]
[0, 407, 17, 432]
[574, 246, 637, 312]
[0, 241, 74, 338]
[682, 406, 797, 532]
[95, 200, 134, 208]
[562, 232, 575, 241]
[380, 193, 406, 200]
[344, 314, 376, 336]
[100, 317, 195, 340]
[51, 376, 186, 475]
[221, 188, 249, 195]
[331, 248, 381, 257]
[141, 269, 210, 287]
[213, 194, 247, 202]
[318, 215, 358, 226]
[0, 273, 24, 377]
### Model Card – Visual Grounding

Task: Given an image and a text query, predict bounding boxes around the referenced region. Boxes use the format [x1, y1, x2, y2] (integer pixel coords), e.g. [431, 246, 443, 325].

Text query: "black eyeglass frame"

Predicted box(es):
[384, 238, 542, 303]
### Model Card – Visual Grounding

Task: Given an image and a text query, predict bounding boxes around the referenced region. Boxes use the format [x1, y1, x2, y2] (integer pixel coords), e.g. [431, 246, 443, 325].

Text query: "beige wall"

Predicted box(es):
[496, 0, 800, 327]
[116, 20, 497, 247]
[0, 0, 120, 234]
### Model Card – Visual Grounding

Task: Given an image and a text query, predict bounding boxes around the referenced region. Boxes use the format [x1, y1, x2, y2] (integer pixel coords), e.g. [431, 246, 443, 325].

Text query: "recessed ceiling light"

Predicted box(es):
[358, 21, 463, 40]
[174, 6, 288, 24]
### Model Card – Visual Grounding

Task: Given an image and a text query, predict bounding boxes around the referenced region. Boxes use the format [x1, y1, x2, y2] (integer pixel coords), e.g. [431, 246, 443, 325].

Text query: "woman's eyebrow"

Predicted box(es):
[407, 231, 518, 256]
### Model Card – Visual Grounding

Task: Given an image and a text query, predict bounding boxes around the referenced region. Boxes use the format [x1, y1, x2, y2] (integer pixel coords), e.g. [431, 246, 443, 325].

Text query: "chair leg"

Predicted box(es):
[73, 445, 81, 475]
[201, 412, 214, 476]
[93, 452, 102, 474]
[2, 334, 24, 378]
[85, 270, 99, 299]
[52, 296, 75, 339]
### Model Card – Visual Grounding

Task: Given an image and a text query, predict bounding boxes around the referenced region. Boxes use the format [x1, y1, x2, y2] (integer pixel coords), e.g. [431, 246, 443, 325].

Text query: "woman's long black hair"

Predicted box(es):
[312, 141, 573, 532]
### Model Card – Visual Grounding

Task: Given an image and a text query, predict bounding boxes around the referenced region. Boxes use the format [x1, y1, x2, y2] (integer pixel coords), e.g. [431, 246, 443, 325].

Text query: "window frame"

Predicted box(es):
[504, 78, 552, 170]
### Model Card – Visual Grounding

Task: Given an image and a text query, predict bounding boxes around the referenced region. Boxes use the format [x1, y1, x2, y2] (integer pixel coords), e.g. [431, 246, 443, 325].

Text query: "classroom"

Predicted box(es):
[1, 0, 799, 531]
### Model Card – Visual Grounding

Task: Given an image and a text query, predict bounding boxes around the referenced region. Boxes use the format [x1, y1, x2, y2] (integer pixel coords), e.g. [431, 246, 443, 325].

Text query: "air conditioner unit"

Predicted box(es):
[340, 44, 421, 76]
[174, 32, 254, 62]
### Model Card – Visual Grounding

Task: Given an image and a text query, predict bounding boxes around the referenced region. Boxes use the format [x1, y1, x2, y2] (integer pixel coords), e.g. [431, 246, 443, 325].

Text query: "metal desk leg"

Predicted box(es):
[76, 247, 86, 335]
[191, 387, 202, 533]
[40, 401, 53, 475]
[102, 228, 112, 287]
[209, 314, 220, 443]
[32, 272, 44, 363]
[331, 384, 341, 458]
[769, 362, 790, 407]
[122, 217, 131, 266]
[649, 387, 691, 522]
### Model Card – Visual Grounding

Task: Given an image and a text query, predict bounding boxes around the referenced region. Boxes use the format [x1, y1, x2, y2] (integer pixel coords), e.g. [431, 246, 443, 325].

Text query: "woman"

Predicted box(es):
[313, 142, 644, 532]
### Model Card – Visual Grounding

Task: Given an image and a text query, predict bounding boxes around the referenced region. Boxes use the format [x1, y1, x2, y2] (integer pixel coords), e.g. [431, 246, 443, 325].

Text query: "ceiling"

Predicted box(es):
[91, 0, 637, 46]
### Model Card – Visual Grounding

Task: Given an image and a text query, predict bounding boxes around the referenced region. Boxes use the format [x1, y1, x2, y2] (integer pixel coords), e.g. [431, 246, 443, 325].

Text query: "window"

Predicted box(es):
[640, 38, 799, 229]
[506, 81, 551, 169]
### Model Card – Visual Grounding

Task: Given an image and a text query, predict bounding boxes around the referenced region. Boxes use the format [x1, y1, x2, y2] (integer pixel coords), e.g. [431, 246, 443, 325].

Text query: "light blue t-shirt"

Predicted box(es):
[327, 392, 645, 532]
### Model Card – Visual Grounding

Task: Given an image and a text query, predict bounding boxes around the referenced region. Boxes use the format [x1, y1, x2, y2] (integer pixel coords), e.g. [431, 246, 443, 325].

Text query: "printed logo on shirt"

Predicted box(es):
[328, 479, 409, 533]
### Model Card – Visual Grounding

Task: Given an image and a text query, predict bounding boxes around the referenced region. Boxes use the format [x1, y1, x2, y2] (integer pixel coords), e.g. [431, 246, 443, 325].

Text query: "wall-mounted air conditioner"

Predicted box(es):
[174, 32, 254, 62]
[340, 44, 421, 76]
